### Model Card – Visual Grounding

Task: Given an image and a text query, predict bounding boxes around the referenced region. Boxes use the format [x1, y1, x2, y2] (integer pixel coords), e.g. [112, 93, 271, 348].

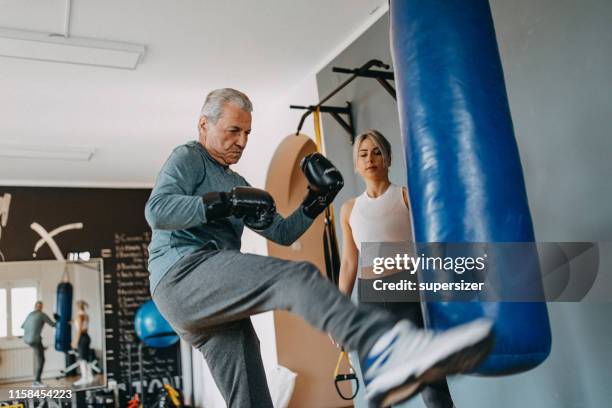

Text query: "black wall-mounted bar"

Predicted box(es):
[289, 102, 355, 143]
[290, 59, 395, 144]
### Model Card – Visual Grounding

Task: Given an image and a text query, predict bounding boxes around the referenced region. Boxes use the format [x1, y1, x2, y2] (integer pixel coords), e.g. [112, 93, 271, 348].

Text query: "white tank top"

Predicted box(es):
[348, 183, 414, 250]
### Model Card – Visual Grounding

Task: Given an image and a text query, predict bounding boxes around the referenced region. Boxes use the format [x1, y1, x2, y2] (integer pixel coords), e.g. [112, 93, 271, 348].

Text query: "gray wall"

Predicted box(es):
[493, 0, 612, 243]
[317, 14, 404, 219]
[317, 1, 612, 407]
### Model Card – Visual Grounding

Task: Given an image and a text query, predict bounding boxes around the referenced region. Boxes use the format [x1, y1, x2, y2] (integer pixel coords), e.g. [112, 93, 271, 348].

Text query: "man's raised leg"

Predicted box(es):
[152, 249, 493, 407]
[152, 249, 397, 358]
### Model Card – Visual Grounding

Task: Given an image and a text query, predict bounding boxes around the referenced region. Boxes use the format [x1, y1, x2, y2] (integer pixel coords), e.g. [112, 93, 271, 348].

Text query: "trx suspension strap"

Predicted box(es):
[312, 109, 359, 400]
[333, 349, 359, 400]
[313, 108, 341, 285]
[312, 107, 323, 153]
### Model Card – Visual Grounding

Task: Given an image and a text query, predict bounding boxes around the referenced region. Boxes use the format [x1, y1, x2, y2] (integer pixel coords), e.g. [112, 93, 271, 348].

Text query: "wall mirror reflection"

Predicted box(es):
[0, 259, 105, 391]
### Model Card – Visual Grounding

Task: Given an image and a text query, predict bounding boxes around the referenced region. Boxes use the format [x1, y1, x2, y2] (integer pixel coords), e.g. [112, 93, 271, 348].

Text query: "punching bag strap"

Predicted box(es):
[62, 262, 71, 283]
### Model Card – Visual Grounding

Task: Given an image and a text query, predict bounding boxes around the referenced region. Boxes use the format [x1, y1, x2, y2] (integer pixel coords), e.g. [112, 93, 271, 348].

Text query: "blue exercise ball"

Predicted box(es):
[134, 300, 179, 348]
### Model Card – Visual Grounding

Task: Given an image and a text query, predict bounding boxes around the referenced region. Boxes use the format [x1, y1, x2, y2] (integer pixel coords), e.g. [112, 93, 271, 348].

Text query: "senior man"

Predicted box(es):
[145, 88, 494, 407]
[21, 301, 57, 387]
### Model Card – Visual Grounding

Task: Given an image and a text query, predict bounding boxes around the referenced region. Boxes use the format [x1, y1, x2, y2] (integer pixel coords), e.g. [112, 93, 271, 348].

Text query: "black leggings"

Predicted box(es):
[77, 332, 91, 361]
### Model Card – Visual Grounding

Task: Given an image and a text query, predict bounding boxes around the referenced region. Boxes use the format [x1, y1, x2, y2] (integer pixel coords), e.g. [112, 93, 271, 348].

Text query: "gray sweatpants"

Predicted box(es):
[29, 342, 45, 382]
[152, 248, 397, 407]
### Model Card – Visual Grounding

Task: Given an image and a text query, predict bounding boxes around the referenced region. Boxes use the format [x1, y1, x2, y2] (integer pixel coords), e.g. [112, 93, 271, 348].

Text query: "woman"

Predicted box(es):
[72, 300, 93, 386]
[339, 129, 455, 408]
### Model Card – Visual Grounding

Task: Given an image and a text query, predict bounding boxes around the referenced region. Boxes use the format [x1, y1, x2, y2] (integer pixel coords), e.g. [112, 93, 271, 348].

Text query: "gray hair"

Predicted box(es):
[353, 129, 392, 172]
[200, 88, 253, 124]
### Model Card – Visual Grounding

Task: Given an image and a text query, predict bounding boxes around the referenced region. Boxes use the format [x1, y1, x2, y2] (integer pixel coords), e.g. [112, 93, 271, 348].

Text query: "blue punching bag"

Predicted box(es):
[390, 0, 551, 374]
[55, 282, 72, 352]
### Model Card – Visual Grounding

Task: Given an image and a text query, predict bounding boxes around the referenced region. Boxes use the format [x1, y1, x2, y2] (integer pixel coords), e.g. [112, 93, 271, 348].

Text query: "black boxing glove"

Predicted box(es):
[300, 153, 344, 219]
[202, 186, 276, 230]
[234, 187, 276, 230]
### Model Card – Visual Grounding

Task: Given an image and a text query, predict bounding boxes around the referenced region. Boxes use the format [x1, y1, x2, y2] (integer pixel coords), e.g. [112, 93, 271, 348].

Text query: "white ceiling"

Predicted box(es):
[0, 0, 386, 186]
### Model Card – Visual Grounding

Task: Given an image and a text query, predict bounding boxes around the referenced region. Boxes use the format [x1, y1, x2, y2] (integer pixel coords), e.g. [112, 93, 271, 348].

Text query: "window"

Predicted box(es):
[11, 287, 38, 337]
[0, 289, 6, 337]
[0, 283, 38, 339]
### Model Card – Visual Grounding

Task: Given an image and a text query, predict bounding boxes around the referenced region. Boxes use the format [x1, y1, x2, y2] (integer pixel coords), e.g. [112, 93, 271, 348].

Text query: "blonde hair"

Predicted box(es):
[76, 300, 89, 310]
[353, 129, 392, 172]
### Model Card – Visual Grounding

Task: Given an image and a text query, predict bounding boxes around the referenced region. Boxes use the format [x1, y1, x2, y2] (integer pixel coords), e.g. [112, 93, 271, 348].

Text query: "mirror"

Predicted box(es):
[0, 259, 106, 391]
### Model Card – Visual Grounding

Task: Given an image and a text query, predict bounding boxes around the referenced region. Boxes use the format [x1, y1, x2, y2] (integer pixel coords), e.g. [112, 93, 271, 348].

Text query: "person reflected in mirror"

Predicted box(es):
[72, 300, 93, 386]
[21, 301, 57, 387]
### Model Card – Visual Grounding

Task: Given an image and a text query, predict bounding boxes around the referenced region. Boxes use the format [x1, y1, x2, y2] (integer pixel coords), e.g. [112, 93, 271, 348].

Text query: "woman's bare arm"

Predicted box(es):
[338, 199, 359, 296]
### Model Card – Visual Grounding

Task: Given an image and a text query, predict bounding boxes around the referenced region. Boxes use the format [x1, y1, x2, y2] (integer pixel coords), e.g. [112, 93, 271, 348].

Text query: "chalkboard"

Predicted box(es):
[0, 187, 181, 406]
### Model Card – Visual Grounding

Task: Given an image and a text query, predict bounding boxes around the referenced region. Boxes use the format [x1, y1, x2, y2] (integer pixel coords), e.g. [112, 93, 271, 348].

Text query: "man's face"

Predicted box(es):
[199, 102, 252, 165]
[35, 302, 43, 311]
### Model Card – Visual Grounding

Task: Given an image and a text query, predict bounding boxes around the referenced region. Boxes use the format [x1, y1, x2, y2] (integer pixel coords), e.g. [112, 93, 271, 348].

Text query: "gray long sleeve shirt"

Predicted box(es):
[21, 310, 55, 345]
[145, 141, 314, 294]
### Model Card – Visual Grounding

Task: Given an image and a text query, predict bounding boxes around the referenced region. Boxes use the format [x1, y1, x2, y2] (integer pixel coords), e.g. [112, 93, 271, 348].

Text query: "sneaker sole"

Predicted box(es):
[378, 330, 495, 408]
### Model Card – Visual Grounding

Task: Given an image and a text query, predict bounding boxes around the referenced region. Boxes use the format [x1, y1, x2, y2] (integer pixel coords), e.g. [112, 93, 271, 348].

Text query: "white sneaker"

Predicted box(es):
[362, 318, 494, 407]
[32, 381, 45, 387]
[85, 364, 95, 383]
[73, 376, 89, 387]
[73, 360, 93, 387]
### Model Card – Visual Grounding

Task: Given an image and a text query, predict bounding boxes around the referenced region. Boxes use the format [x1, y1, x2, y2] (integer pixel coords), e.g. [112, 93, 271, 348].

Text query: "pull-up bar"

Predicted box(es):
[290, 59, 396, 144]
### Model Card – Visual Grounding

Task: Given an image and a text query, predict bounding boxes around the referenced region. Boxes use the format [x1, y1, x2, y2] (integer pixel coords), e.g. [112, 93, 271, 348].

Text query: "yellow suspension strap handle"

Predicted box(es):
[333, 347, 360, 400]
